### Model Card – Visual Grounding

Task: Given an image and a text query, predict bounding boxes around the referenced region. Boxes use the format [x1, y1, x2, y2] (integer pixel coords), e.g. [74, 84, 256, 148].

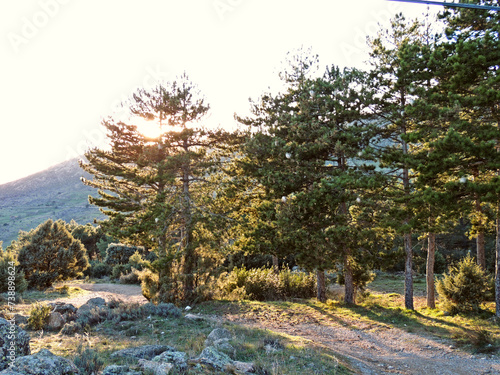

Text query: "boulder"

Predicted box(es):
[86, 297, 106, 307]
[0, 318, 30, 371]
[12, 316, 27, 326]
[196, 346, 233, 371]
[138, 359, 173, 375]
[46, 312, 65, 331]
[204, 328, 232, 347]
[152, 349, 187, 368]
[101, 365, 142, 375]
[111, 345, 173, 360]
[195, 347, 254, 374]
[2, 349, 78, 375]
[48, 303, 77, 315]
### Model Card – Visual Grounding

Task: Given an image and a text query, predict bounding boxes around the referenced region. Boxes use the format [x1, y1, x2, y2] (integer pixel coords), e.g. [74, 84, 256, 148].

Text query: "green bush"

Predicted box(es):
[217, 267, 316, 301]
[138, 267, 160, 302]
[128, 251, 149, 271]
[28, 303, 52, 330]
[105, 243, 145, 266]
[84, 261, 112, 279]
[76, 306, 111, 327]
[18, 219, 89, 289]
[0, 251, 27, 293]
[119, 268, 141, 285]
[73, 344, 104, 375]
[436, 254, 493, 314]
[111, 264, 132, 280]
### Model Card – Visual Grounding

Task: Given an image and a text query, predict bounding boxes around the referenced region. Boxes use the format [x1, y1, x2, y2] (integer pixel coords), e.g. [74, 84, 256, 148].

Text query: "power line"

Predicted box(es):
[388, 0, 500, 11]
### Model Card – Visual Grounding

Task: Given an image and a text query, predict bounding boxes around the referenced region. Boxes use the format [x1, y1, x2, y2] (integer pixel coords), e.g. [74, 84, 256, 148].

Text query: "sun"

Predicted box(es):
[132, 117, 163, 139]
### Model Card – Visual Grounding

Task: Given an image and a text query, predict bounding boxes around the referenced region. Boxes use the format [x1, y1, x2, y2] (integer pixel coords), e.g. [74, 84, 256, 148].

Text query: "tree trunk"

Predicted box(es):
[181, 140, 195, 301]
[496, 211, 500, 318]
[404, 232, 414, 310]
[476, 194, 486, 270]
[426, 232, 436, 309]
[344, 250, 355, 305]
[316, 270, 327, 303]
[272, 255, 279, 274]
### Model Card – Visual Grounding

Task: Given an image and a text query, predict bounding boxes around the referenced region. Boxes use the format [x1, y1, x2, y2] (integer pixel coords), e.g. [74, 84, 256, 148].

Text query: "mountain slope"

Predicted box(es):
[0, 158, 106, 246]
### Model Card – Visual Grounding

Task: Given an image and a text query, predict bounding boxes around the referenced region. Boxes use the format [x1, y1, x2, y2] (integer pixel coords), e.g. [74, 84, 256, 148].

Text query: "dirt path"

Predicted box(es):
[230, 319, 500, 375]
[50, 283, 500, 374]
[51, 282, 148, 307]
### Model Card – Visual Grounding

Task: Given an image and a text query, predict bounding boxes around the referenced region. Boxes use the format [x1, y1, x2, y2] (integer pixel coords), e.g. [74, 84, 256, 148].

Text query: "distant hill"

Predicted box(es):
[0, 158, 106, 246]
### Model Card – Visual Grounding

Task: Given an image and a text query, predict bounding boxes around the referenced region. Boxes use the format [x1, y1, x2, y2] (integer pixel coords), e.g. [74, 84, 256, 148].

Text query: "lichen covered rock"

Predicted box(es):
[0, 318, 30, 371]
[2, 349, 78, 375]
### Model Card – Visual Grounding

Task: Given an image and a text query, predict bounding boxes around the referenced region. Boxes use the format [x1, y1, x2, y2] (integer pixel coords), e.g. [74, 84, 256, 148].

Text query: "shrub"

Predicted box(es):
[119, 268, 141, 285]
[105, 243, 145, 266]
[217, 267, 316, 301]
[138, 268, 160, 302]
[0, 250, 27, 293]
[76, 306, 111, 327]
[111, 264, 132, 280]
[128, 251, 149, 271]
[28, 302, 51, 330]
[61, 321, 81, 335]
[436, 254, 493, 314]
[140, 302, 182, 318]
[73, 344, 104, 375]
[18, 219, 89, 289]
[84, 261, 112, 279]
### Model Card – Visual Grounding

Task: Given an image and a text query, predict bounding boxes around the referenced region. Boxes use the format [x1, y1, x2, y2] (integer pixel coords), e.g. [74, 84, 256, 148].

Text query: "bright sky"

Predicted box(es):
[0, 0, 438, 185]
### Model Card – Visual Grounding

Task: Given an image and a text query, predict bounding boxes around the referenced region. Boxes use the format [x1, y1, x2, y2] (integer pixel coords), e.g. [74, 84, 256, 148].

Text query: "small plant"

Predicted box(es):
[27, 302, 52, 330]
[217, 267, 316, 301]
[73, 344, 104, 375]
[119, 268, 141, 284]
[436, 254, 493, 314]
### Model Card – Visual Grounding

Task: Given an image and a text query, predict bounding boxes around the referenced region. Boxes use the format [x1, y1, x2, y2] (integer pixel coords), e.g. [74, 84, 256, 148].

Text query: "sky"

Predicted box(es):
[0, 0, 440, 185]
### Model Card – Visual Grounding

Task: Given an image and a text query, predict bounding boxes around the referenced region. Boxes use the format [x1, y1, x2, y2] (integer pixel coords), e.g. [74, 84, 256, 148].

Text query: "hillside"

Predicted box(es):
[0, 158, 106, 246]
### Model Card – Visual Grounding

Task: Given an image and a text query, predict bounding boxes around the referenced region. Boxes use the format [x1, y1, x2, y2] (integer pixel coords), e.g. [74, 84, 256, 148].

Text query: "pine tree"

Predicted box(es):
[18, 219, 89, 289]
[432, 2, 500, 314]
[239, 51, 387, 304]
[368, 13, 429, 310]
[81, 74, 238, 303]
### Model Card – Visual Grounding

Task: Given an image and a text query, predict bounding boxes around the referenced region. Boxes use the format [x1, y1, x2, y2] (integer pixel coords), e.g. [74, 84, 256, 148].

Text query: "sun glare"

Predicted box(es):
[132, 117, 187, 139]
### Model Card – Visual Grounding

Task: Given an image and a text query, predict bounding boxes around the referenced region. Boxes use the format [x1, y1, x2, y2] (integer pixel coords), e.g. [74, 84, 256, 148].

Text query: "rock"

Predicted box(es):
[12, 315, 27, 326]
[196, 346, 254, 374]
[153, 350, 188, 368]
[48, 303, 77, 315]
[0, 318, 30, 371]
[75, 304, 92, 317]
[184, 314, 207, 321]
[196, 346, 233, 371]
[102, 365, 142, 375]
[86, 297, 106, 306]
[233, 361, 255, 374]
[204, 328, 233, 347]
[3, 349, 78, 375]
[138, 359, 173, 375]
[46, 312, 65, 331]
[111, 345, 173, 360]
[213, 340, 236, 358]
